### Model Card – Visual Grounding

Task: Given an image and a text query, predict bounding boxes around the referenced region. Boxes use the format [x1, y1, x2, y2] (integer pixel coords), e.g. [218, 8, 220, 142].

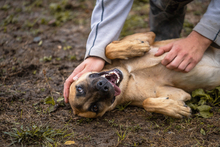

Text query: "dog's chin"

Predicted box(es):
[76, 107, 110, 118]
[100, 68, 123, 96]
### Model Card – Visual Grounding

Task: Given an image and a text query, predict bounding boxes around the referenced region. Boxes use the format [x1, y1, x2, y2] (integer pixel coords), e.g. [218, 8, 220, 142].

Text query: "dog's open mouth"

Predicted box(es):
[100, 69, 123, 96]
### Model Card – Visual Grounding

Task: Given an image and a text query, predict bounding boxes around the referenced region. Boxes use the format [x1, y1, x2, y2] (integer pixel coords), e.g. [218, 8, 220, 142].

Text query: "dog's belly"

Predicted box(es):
[121, 46, 220, 101]
[172, 47, 220, 92]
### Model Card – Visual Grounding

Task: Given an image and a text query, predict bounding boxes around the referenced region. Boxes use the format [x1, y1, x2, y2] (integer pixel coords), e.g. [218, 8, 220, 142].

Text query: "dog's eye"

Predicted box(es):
[91, 104, 98, 113]
[76, 86, 84, 93]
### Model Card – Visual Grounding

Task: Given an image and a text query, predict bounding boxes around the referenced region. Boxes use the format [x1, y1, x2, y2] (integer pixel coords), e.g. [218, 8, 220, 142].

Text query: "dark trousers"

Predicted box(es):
[150, 0, 193, 41]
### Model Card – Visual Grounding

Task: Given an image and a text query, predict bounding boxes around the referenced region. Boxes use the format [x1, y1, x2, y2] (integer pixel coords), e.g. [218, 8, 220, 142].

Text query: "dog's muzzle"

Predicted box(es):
[100, 68, 123, 96]
[96, 78, 112, 92]
[89, 68, 123, 96]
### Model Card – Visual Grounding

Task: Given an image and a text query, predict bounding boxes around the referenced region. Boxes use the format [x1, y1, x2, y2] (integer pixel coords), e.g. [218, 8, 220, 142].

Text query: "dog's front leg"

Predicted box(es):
[143, 87, 192, 119]
[105, 32, 155, 60]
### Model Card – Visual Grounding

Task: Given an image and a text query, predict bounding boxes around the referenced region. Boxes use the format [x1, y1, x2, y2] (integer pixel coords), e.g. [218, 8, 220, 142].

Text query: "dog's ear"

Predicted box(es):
[105, 32, 155, 60]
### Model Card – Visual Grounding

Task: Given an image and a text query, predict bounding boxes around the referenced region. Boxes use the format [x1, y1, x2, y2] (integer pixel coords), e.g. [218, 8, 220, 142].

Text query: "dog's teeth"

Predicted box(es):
[117, 79, 119, 83]
[101, 74, 106, 78]
[115, 72, 120, 79]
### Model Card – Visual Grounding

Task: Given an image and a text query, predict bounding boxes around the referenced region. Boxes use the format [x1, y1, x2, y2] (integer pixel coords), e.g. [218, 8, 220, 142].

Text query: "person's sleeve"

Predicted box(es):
[193, 0, 220, 46]
[85, 0, 134, 63]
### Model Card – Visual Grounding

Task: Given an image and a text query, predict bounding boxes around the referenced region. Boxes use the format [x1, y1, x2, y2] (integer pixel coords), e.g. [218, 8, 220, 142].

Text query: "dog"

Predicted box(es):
[69, 32, 220, 118]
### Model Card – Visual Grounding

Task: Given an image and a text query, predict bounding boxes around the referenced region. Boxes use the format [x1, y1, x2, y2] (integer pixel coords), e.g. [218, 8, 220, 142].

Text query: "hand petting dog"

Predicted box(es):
[155, 31, 212, 72]
[63, 57, 105, 103]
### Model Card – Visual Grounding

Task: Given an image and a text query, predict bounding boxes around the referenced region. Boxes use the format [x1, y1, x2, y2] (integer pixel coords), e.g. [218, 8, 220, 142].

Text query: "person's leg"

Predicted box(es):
[150, 0, 193, 41]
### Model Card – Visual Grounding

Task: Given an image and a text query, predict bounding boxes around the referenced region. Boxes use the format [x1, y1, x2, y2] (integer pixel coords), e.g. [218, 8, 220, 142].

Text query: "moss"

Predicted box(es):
[183, 20, 194, 36]
[120, 15, 147, 38]
[120, 1, 149, 38]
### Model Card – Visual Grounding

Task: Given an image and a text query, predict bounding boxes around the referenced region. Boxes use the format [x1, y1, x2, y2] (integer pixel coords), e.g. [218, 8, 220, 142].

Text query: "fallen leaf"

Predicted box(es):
[64, 141, 75, 145]
[200, 128, 206, 135]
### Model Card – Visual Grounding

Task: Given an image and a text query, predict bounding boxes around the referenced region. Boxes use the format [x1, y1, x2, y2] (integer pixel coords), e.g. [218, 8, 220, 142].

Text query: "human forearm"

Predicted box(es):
[85, 0, 134, 63]
[193, 0, 220, 46]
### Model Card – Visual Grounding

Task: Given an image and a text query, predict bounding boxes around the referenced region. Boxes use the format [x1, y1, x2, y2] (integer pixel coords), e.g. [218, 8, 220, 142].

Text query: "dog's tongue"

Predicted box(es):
[113, 83, 121, 96]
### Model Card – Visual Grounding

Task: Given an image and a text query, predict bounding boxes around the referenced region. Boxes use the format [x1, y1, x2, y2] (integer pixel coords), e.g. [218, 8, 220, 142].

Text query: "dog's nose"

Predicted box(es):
[96, 79, 110, 92]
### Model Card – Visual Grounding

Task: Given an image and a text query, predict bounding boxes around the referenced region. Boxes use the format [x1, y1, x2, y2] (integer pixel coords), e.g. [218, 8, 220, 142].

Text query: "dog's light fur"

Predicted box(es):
[69, 32, 220, 118]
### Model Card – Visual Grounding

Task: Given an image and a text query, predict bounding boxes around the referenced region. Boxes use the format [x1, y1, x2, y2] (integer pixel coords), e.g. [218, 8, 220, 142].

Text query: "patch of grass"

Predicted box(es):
[115, 125, 131, 142]
[44, 96, 65, 113]
[120, 14, 146, 38]
[77, 135, 91, 141]
[183, 20, 194, 36]
[56, 57, 61, 61]
[49, 0, 74, 26]
[187, 86, 220, 118]
[76, 118, 94, 125]
[0, 4, 11, 11]
[40, 56, 52, 62]
[3, 124, 74, 146]
[49, 0, 68, 13]
[69, 55, 77, 60]
[133, 0, 149, 5]
[132, 124, 142, 132]
[116, 101, 131, 111]
[63, 45, 72, 50]
[24, 19, 38, 28]
[105, 119, 119, 127]
[153, 121, 160, 129]
[193, 10, 202, 16]
[2, 14, 18, 26]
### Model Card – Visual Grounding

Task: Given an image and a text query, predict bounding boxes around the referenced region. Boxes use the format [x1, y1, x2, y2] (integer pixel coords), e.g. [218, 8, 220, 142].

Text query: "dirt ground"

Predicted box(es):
[0, 0, 220, 146]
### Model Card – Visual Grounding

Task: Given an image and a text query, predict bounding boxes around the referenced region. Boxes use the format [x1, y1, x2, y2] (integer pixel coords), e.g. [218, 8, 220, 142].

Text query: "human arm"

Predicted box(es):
[63, 0, 134, 103]
[155, 0, 220, 72]
[85, 0, 134, 63]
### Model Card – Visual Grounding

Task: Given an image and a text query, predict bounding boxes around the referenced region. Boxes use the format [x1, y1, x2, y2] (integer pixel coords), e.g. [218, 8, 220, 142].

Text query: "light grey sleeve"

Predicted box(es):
[193, 0, 220, 46]
[85, 0, 134, 63]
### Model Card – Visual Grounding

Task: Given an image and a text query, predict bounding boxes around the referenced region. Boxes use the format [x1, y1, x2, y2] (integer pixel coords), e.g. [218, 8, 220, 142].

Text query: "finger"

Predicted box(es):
[155, 43, 173, 56]
[73, 65, 92, 80]
[166, 55, 184, 70]
[176, 59, 191, 72]
[161, 50, 177, 66]
[63, 76, 73, 103]
[184, 62, 196, 73]
[72, 63, 86, 79]
[63, 64, 86, 103]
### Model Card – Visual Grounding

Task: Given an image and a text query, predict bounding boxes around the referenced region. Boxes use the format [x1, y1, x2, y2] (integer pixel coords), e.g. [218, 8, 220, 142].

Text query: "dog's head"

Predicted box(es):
[69, 68, 123, 118]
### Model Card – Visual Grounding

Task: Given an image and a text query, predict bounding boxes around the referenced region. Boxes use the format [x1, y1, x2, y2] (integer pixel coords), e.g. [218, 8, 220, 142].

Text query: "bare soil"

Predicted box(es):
[0, 0, 220, 146]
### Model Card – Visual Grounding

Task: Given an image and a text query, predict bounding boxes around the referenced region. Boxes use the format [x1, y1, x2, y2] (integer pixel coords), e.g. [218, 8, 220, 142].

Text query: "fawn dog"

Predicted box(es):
[69, 32, 220, 118]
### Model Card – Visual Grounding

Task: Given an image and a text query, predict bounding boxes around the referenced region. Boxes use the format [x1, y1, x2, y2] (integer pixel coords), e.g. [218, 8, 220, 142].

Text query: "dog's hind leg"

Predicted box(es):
[105, 32, 155, 60]
[143, 86, 191, 118]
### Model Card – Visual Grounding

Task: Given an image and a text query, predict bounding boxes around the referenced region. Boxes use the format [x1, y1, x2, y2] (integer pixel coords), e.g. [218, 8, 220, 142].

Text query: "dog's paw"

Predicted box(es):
[106, 40, 150, 60]
[143, 98, 191, 119]
[130, 39, 150, 52]
[172, 101, 191, 119]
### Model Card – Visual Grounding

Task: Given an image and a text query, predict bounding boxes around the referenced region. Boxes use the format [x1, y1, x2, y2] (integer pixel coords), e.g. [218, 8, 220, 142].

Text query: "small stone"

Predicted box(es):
[33, 36, 41, 42]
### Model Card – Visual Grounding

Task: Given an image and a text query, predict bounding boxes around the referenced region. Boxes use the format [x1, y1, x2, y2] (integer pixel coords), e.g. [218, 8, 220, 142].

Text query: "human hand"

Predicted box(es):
[155, 31, 212, 72]
[63, 57, 105, 103]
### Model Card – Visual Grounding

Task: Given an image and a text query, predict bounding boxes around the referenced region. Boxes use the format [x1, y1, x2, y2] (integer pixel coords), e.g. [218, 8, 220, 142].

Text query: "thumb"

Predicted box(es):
[63, 64, 86, 103]
[72, 68, 89, 81]
[154, 42, 173, 56]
